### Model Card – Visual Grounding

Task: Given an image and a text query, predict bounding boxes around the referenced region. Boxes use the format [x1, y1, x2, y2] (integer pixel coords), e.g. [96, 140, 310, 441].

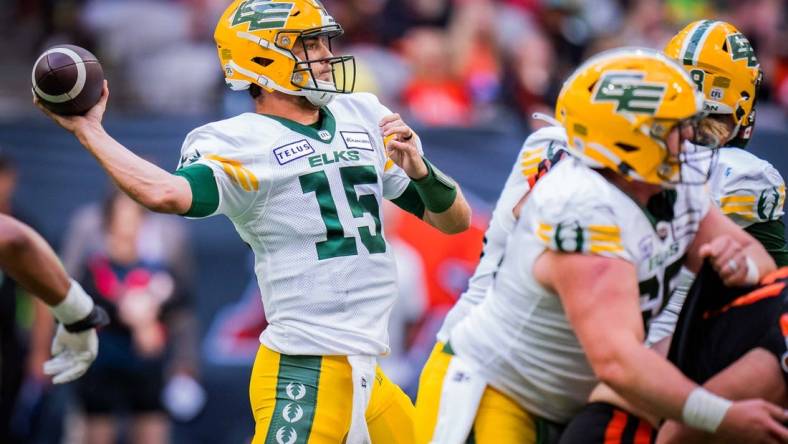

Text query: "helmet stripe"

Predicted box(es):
[682, 20, 716, 66]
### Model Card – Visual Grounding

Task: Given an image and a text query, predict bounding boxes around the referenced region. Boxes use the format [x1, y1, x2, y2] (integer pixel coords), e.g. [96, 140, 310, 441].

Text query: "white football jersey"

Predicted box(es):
[647, 147, 786, 345]
[177, 93, 421, 356]
[436, 126, 568, 343]
[449, 157, 710, 423]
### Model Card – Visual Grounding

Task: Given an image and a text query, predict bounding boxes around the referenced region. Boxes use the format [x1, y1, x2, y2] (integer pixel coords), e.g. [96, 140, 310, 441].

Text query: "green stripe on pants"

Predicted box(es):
[264, 355, 322, 444]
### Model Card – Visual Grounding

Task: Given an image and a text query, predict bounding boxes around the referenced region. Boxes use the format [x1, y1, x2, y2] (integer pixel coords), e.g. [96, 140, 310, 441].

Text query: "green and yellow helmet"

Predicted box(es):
[555, 47, 706, 186]
[664, 20, 762, 147]
[214, 0, 355, 106]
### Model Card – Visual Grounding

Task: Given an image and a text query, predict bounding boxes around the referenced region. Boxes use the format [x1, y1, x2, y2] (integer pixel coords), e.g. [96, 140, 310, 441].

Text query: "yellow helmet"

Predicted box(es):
[664, 20, 762, 147]
[555, 47, 706, 186]
[214, 0, 355, 106]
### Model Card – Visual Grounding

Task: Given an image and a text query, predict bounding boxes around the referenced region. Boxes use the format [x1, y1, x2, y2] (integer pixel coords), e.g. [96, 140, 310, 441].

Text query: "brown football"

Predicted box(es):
[32, 45, 104, 115]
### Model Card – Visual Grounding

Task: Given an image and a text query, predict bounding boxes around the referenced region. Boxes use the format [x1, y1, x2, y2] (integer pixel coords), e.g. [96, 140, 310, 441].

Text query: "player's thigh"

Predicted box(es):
[249, 345, 352, 444]
[560, 402, 655, 444]
[469, 385, 544, 444]
[366, 365, 415, 444]
[414, 342, 451, 444]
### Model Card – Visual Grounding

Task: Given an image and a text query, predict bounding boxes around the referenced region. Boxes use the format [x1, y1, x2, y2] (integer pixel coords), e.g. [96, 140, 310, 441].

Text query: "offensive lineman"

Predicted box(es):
[561, 20, 788, 444]
[420, 48, 787, 443]
[414, 121, 569, 443]
[34, 1, 471, 443]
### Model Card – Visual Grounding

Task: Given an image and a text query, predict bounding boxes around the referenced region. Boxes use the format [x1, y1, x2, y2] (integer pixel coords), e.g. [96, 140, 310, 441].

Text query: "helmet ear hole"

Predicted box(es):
[252, 57, 274, 68]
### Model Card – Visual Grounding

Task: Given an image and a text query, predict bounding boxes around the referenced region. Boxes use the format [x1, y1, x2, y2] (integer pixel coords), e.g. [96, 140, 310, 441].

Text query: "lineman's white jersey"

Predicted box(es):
[449, 157, 711, 423]
[177, 93, 419, 356]
[647, 147, 786, 345]
[436, 126, 568, 343]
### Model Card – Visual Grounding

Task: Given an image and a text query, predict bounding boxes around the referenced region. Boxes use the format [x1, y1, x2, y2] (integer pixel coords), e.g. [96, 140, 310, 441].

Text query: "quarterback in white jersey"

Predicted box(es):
[420, 48, 784, 444]
[35, 1, 471, 443]
[415, 124, 568, 442]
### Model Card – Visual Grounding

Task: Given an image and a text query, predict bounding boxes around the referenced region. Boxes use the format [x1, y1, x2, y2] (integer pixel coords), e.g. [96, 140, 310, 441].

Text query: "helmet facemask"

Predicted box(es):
[279, 25, 355, 106]
[650, 115, 720, 186]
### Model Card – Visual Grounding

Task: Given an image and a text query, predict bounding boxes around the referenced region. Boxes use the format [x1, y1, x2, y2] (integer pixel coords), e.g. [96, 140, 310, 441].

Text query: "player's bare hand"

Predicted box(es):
[699, 235, 748, 286]
[716, 399, 788, 443]
[380, 113, 427, 179]
[33, 80, 109, 137]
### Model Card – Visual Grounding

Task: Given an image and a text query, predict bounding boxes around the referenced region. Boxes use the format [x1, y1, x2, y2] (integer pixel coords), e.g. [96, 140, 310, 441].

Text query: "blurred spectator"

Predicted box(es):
[79, 0, 222, 114]
[34, 189, 201, 444]
[400, 27, 474, 126]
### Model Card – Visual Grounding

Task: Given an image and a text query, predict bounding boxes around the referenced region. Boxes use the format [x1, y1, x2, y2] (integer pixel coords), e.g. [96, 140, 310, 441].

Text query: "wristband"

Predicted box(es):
[50, 279, 94, 324]
[64, 305, 110, 333]
[682, 387, 732, 432]
[412, 157, 457, 213]
[744, 256, 759, 285]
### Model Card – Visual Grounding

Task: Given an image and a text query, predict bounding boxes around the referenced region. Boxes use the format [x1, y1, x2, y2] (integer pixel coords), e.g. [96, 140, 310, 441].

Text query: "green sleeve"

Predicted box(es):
[390, 182, 426, 219]
[745, 219, 788, 267]
[174, 164, 220, 218]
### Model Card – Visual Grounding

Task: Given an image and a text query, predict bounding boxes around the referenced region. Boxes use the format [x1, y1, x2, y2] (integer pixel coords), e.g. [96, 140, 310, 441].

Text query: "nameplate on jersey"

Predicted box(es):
[274, 139, 315, 165]
[341, 131, 375, 152]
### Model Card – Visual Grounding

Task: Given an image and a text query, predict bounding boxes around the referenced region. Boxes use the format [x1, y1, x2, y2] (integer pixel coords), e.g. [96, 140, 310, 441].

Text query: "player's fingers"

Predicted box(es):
[378, 113, 401, 127]
[386, 140, 413, 153]
[763, 402, 788, 421]
[382, 124, 411, 139]
[97, 81, 109, 106]
[52, 362, 89, 384]
[699, 242, 715, 259]
[767, 419, 788, 443]
[43, 355, 72, 376]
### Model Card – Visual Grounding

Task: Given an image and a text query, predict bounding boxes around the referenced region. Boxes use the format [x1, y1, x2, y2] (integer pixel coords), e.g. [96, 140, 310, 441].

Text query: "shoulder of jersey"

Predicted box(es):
[715, 147, 785, 223]
[184, 113, 288, 155]
[517, 126, 569, 178]
[526, 158, 631, 257]
[529, 158, 622, 221]
[329, 92, 385, 114]
[717, 147, 785, 189]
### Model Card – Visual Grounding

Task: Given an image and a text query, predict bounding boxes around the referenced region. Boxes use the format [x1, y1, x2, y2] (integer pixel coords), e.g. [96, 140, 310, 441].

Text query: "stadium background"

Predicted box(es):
[0, 0, 786, 443]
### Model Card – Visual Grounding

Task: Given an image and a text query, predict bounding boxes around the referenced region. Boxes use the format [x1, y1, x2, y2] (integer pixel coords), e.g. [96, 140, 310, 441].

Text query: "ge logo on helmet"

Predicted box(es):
[592, 71, 667, 116]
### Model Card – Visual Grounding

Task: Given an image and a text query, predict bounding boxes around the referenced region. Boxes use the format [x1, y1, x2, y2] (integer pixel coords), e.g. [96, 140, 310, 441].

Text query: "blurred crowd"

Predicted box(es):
[1, 0, 786, 128]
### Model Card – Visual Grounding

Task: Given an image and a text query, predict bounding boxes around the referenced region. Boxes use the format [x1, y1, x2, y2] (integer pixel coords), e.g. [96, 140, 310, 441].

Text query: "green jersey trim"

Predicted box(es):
[174, 164, 220, 217]
[261, 107, 337, 143]
[745, 220, 788, 267]
[390, 182, 426, 219]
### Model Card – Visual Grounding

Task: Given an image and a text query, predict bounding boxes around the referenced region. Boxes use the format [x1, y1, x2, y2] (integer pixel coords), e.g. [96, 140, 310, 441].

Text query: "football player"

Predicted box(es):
[657, 264, 788, 443]
[0, 214, 108, 383]
[34, 1, 471, 443]
[561, 20, 788, 444]
[419, 47, 787, 444]
[414, 119, 569, 443]
[648, 19, 787, 346]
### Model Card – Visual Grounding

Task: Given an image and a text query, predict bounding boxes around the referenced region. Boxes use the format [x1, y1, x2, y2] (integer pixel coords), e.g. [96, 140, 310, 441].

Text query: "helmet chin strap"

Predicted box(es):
[301, 79, 337, 107]
[227, 60, 337, 106]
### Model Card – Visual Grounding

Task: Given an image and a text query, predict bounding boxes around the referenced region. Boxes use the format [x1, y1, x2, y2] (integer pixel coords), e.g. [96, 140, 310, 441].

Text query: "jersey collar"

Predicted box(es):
[260, 107, 336, 144]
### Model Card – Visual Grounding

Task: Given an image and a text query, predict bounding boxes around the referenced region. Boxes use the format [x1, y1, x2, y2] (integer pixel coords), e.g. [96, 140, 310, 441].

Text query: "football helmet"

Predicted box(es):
[555, 47, 708, 187]
[214, 0, 355, 107]
[664, 20, 762, 147]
